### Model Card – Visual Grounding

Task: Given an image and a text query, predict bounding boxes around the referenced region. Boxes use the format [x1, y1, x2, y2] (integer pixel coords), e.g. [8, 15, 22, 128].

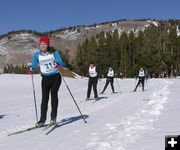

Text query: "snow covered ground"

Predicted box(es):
[0, 74, 180, 150]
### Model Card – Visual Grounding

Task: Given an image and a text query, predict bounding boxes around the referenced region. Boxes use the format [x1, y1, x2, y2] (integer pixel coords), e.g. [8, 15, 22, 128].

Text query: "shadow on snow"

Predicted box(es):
[45, 114, 89, 135]
[0, 114, 7, 120]
[95, 96, 108, 102]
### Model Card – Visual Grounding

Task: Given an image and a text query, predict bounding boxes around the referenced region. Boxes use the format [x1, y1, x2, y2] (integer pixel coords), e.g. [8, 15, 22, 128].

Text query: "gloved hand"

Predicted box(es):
[27, 71, 33, 75]
[55, 65, 61, 70]
[29, 66, 33, 72]
[27, 65, 34, 75]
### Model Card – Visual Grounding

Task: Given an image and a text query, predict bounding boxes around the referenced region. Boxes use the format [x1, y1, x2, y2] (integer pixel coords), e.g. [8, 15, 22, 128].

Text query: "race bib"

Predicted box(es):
[39, 54, 56, 74]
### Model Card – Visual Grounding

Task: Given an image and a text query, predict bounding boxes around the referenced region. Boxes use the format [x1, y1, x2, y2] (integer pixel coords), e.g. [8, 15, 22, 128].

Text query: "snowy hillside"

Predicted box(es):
[0, 20, 159, 70]
[0, 33, 39, 69]
[0, 74, 180, 150]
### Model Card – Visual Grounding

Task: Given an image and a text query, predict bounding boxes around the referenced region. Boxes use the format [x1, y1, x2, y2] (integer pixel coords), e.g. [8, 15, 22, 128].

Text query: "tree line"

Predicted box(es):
[3, 64, 30, 74]
[76, 20, 180, 78]
[2, 20, 180, 77]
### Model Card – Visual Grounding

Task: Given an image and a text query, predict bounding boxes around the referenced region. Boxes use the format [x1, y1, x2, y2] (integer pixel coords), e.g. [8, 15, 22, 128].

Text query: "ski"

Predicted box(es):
[44, 123, 58, 135]
[92, 99, 99, 103]
[80, 98, 94, 103]
[130, 90, 147, 93]
[43, 123, 56, 131]
[81, 96, 107, 103]
[100, 92, 120, 95]
[7, 124, 48, 136]
[111, 91, 120, 95]
[93, 97, 107, 103]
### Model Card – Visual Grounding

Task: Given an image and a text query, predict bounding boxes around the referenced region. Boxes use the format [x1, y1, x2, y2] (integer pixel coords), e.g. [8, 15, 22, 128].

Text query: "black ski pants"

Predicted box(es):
[87, 77, 98, 98]
[134, 77, 145, 91]
[102, 77, 114, 93]
[40, 73, 61, 122]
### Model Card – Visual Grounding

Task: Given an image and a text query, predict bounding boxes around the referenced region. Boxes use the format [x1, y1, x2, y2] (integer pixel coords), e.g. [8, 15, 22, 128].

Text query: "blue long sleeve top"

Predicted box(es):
[31, 50, 64, 76]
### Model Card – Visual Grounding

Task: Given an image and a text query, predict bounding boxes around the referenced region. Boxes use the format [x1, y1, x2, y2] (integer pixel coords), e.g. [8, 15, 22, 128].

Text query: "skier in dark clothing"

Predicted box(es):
[86, 63, 98, 100]
[31, 35, 64, 127]
[101, 67, 115, 94]
[134, 68, 145, 92]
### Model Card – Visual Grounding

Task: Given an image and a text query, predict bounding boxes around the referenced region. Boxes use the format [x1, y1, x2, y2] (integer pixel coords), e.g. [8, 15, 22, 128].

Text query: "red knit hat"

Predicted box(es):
[39, 35, 50, 45]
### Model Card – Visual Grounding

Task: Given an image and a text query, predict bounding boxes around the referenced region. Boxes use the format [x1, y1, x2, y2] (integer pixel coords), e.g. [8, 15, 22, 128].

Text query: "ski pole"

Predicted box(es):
[115, 77, 121, 93]
[98, 78, 104, 93]
[30, 73, 38, 122]
[60, 72, 87, 123]
[98, 79, 101, 93]
[134, 77, 138, 90]
[145, 78, 148, 91]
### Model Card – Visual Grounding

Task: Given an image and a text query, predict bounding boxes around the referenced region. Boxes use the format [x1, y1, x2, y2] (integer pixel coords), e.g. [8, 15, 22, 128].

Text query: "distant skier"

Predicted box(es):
[119, 72, 123, 79]
[86, 62, 99, 100]
[101, 67, 115, 94]
[31, 35, 64, 127]
[133, 68, 145, 92]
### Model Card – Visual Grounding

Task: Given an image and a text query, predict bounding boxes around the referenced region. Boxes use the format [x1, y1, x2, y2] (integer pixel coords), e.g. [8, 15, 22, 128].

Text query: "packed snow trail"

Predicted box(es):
[0, 74, 179, 150]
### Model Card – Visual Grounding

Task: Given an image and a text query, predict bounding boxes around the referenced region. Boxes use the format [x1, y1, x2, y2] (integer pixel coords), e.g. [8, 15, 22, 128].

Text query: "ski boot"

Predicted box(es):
[50, 118, 56, 125]
[35, 120, 45, 127]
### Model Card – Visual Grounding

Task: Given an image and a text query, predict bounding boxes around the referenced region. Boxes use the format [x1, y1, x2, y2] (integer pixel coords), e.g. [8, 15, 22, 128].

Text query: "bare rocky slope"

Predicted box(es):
[0, 19, 175, 72]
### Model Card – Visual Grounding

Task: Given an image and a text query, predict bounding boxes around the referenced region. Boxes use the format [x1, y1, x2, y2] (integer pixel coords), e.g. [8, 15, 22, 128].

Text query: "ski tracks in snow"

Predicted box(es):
[84, 79, 173, 150]
[0, 77, 175, 150]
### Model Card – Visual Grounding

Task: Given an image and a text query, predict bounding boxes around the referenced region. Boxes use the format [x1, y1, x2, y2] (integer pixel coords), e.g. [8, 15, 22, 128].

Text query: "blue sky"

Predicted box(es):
[0, 0, 179, 35]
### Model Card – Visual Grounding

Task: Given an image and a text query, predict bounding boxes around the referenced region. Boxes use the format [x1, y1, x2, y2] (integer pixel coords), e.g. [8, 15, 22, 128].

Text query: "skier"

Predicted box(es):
[31, 35, 64, 127]
[133, 67, 145, 92]
[86, 62, 99, 100]
[101, 67, 115, 94]
[119, 72, 123, 79]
